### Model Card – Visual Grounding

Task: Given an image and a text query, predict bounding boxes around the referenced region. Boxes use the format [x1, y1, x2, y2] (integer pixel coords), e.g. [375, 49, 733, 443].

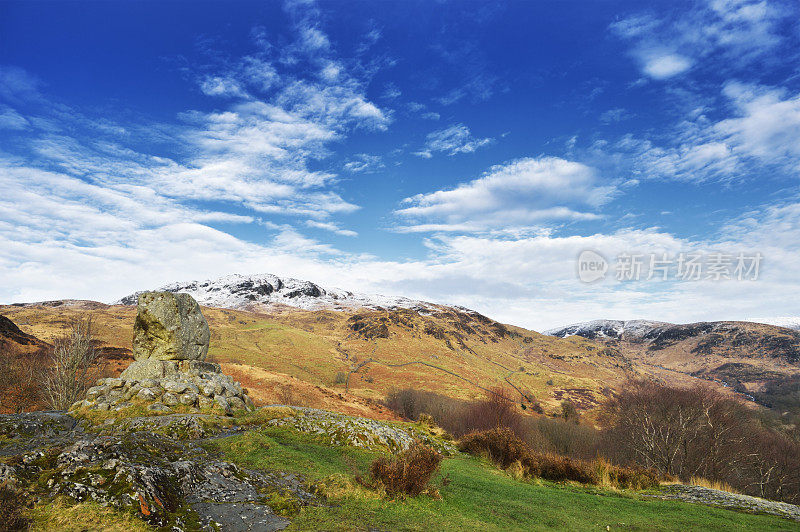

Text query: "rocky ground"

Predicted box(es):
[0, 406, 455, 530]
[0, 412, 305, 530]
[647, 484, 800, 522]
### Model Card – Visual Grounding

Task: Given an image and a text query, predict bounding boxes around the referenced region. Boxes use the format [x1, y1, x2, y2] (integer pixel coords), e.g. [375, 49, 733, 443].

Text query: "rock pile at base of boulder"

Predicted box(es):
[71, 291, 253, 416]
[71, 361, 254, 415]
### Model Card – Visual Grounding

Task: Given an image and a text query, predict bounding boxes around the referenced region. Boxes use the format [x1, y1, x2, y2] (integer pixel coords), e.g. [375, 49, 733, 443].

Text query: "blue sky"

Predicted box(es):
[1, 0, 800, 330]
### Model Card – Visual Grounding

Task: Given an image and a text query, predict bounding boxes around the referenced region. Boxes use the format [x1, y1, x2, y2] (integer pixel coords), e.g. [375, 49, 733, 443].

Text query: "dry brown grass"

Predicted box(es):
[26, 497, 152, 531]
[689, 476, 739, 494]
[459, 428, 660, 490]
[0, 481, 30, 531]
[0, 302, 638, 419]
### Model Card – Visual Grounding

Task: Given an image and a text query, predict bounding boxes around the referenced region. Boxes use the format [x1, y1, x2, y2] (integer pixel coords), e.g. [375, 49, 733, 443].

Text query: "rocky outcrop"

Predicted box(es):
[72, 293, 253, 416]
[648, 484, 800, 522]
[0, 412, 305, 530]
[133, 291, 210, 362]
[264, 406, 457, 455]
[72, 362, 254, 416]
[0, 314, 44, 346]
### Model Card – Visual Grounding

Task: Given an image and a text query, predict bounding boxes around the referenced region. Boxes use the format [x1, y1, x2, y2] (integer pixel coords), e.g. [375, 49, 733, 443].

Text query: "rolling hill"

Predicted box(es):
[4, 274, 800, 419]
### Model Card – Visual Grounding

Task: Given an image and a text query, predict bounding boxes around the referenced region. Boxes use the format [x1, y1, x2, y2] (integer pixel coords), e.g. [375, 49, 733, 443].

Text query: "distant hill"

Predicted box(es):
[7, 275, 800, 418]
[0, 314, 48, 355]
[546, 318, 800, 409]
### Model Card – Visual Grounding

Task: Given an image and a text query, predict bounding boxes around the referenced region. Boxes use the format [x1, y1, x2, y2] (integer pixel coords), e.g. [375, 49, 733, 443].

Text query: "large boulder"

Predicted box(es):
[133, 292, 210, 361]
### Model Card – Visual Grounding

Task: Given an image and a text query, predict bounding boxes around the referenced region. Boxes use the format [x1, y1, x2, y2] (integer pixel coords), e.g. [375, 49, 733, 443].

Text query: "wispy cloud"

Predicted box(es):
[414, 124, 493, 158]
[607, 81, 800, 182]
[610, 0, 795, 80]
[343, 153, 384, 173]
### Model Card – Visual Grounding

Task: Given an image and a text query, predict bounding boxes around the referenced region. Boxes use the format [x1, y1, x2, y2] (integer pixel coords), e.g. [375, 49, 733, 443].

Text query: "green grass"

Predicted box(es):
[205, 427, 799, 532]
[201, 427, 378, 480]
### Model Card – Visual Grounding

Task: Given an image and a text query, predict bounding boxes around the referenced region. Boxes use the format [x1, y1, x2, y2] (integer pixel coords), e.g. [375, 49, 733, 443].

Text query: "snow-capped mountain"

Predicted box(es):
[116, 273, 441, 313]
[744, 317, 800, 331]
[544, 319, 669, 341]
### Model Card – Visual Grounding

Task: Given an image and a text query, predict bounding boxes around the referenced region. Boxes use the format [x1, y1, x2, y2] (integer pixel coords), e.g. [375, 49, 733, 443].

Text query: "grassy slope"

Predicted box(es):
[203, 426, 798, 532]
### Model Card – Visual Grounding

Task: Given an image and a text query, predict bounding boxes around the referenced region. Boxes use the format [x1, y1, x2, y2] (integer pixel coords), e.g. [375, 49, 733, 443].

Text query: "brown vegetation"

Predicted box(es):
[43, 318, 101, 410]
[367, 442, 442, 497]
[459, 427, 659, 489]
[0, 482, 30, 531]
[601, 380, 800, 503]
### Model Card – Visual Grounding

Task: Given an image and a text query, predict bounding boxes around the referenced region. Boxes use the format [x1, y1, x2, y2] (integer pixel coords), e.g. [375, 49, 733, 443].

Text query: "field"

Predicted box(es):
[202, 425, 798, 531]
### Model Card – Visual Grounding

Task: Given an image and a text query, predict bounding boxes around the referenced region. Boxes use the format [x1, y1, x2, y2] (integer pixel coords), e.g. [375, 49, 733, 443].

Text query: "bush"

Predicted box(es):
[368, 442, 442, 497]
[43, 318, 100, 410]
[458, 427, 529, 469]
[334, 372, 347, 385]
[459, 428, 660, 489]
[0, 482, 30, 531]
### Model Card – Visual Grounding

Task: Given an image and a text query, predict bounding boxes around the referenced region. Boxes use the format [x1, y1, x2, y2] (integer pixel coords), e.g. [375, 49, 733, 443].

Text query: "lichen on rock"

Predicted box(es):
[133, 291, 210, 362]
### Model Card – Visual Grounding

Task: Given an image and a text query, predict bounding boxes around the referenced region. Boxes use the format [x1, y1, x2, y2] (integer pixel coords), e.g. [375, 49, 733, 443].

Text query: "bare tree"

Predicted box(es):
[43, 318, 100, 410]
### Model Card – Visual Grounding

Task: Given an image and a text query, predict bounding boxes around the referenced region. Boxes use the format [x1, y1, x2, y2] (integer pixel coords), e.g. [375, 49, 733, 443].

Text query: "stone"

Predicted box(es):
[148, 402, 170, 412]
[198, 396, 214, 409]
[214, 396, 232, 415]
[106, 378, 125, 389]
[132, 291, 210, 361]
[179, 392, 198, 406]
[137, 388, 158, 401]
[120, 359, 219, 381]
[227, 396, 246, 411]
[164, 381, 189, 394]
[140, 379, 162, 390]
[162, 392, 179, 407]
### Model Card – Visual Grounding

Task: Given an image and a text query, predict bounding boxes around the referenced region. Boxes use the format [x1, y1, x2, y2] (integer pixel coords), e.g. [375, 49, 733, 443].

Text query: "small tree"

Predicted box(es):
[560, 399, 580, 424]
[43, 318, 99, 410]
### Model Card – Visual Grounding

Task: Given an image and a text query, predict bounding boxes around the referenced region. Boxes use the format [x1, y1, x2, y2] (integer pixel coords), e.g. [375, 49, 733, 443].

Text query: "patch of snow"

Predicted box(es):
[116, 273, 442, 313]
[743, 317, 800, 331]
[544, 319, 669, 340]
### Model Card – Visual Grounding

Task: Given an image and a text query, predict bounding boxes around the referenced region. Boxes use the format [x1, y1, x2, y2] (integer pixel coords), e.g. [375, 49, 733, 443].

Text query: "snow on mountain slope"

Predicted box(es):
[744, 317, 800, 331]
[116, 273, 442, 313]
[544, 319, 670, 340]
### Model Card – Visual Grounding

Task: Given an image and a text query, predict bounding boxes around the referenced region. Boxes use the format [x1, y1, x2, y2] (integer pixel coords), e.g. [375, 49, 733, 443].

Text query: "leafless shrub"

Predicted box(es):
[368, 442, 442, 497]
[600, 379, 800, 503]
[0, 347, 44, 413]
[43, 318, 100, 410]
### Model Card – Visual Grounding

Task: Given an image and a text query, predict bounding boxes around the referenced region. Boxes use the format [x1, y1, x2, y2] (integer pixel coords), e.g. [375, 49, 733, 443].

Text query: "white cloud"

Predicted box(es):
[0, 105, 29, 129]
[611, 0, 795, 79]
[304, 220, 358, 236]
[641, 53, 692, 79]
[343, 153, 384, 173]
[415, 124, 493, 158]
[611, 82, 800, 181]
[395, 157, 615, 232]
[199, 76, 248, 98]
[599, 108, 631, 124]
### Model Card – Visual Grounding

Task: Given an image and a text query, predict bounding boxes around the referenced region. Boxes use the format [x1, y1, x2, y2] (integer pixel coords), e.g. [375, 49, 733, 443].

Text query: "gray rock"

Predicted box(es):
[215, 396, 232, 415]
[165, 381, 190, 394]
[137, 388, 159, 401]
[132, 291, 210, 361]
[227, 397, 246, 411]
[147, 402, 171, 412]
[198, 396, 214, 409]
[179, 392, 198, 406]
[162, 392, 179, 406]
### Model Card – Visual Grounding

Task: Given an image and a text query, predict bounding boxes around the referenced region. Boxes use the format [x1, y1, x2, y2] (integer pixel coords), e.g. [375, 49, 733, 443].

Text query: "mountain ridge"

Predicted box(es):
[115, 273, 451, 314]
